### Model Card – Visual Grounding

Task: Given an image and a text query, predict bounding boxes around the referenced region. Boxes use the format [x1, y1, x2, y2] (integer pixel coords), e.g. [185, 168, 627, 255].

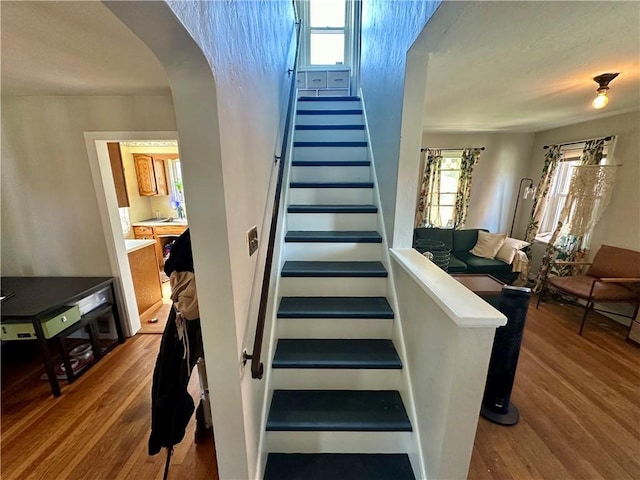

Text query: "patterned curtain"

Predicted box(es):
[452, 148, 481, 229]
[524, 145, 563, 245]
[533, 139, 610, 291]
[414, 150, 442, 227]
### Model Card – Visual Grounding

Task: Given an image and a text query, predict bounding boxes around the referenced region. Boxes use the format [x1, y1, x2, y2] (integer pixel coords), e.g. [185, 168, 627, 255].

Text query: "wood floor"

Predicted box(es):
[1, 295, 638, 479]
[469, 297, 640, 480]
[1, 334, 217, 480]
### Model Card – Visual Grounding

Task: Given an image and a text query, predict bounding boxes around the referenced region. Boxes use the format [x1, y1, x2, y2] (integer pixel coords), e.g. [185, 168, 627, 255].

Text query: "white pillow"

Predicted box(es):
[470, 231, 507, 259]
[496, 237, 530, 264]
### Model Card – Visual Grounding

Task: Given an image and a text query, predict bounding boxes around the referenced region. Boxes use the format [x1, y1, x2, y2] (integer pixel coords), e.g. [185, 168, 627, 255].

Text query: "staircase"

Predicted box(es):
[263, 96, 418, 479]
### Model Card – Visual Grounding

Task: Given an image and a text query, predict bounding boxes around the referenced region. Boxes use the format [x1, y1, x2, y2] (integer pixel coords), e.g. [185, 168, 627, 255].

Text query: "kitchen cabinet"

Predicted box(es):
[133, 154, 168, 196]
[107, 142, 129, 208]
[126, 240, 162, 315]
[133, 223, 188, 271]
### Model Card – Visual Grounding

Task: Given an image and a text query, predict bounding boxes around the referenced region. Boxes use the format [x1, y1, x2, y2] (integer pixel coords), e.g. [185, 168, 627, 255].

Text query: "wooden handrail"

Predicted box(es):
[244, 19, 301, 379]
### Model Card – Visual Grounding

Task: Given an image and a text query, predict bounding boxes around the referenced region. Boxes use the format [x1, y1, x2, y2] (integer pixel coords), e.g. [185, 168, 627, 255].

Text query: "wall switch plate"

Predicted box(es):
[247, 226, 258, 256]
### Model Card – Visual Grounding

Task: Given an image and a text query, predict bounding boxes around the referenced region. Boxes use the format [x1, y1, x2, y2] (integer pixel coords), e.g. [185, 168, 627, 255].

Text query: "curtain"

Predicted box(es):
[452, 148, 481, 229]
[414, 150, 442, 227]
[524, 145, 562, 245]
[533, 139, 613, 292]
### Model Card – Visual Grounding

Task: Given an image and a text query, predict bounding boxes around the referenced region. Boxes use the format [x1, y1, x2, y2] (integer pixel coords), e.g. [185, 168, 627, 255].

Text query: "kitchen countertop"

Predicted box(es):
[131, 219, 188, 227]
[125, 239, 156, 254]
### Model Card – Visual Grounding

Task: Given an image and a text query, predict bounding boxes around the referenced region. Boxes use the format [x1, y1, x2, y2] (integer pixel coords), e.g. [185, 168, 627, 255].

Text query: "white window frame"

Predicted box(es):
[425, 151, 463, 229]
[297, 0, 353, 68]
[535, 144, 609, 243]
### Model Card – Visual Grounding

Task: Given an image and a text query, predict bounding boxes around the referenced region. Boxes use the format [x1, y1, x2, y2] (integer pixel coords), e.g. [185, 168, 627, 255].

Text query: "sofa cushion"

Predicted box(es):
[496, 237, 530, 264]
[448, 255, 468, 273]
[470, 231, 507, 259]
[413, 228, 453, 248]
[453, 229, 486, 253]
[455, 252, 513, 275]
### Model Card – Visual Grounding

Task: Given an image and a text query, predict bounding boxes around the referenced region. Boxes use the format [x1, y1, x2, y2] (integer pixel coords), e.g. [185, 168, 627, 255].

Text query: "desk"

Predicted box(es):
[450, 273, 505, 308]
[1, 277, 125, 397]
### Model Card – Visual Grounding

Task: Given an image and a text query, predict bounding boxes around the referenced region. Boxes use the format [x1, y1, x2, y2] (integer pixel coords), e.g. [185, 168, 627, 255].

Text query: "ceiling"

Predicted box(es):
[2, 2, 638, 133]
[422, 1, 640, 133]
[1, 1, 169, 96]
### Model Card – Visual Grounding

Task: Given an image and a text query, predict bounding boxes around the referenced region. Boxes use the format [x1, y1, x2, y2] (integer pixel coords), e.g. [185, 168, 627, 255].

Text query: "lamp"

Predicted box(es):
[591, 73, 619, 109]
[509, 178, 536, 237]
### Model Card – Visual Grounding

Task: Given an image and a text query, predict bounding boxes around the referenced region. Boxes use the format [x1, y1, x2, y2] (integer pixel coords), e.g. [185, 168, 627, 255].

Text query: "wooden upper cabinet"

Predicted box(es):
[107, 142, 130, 207]
[153, 158, 168, 196]
[133, 154, 168, 196]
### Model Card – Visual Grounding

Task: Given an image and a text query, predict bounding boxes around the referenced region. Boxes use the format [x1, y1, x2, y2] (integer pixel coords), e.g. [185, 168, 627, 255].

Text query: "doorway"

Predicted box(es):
[85, 131, 184, 337]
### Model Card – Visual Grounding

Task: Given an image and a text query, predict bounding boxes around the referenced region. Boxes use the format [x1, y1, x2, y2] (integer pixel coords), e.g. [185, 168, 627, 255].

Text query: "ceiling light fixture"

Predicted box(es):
[591, 73, 619, 109]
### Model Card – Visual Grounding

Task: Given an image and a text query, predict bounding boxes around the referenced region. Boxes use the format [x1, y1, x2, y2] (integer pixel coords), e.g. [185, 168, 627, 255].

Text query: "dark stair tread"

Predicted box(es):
[264, 453, 415, 480]
[277, 296, 394, 319]
[297, 109, 363, 115]
[298, 96, 361, 101]
[273, 339, 401, 369]
[294, 141, 367, 147]
[295, 124, 365, 130]
[288, 204, 377, 214]
[266, 390, 412, 431]
[291, 160, 370, 167]
[285, 231, 382, 243]
[290, 182, 373, 188]
[281, 261, 387, 277]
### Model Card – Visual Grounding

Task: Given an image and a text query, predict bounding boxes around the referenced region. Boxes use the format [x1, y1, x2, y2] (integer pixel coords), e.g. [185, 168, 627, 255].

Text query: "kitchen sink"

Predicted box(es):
[142, 217, 170, 223]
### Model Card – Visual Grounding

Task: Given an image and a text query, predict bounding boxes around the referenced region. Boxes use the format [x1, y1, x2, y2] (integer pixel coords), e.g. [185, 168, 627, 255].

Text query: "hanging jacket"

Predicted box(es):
[148, 229, 203, 455]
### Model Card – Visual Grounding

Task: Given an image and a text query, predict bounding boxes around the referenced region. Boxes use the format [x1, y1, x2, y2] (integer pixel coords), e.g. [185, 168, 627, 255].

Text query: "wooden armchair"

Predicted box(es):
[536, 245, 640, 337]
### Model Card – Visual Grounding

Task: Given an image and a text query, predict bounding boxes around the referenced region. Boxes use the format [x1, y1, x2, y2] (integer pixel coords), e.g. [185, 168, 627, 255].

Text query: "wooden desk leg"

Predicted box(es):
[33, 320, 61, 397]
[87, 320, 103, 361]
[58, 336, 76, 383]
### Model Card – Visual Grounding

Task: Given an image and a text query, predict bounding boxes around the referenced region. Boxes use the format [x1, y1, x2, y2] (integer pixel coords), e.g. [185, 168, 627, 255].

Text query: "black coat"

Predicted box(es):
[148, 229, 203, 455]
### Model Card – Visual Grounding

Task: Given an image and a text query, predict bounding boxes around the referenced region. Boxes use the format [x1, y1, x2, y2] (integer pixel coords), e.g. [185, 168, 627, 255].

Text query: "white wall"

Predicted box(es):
[422, 132, 534, 235]
[360, 0, 441, 240]
[1, 95, 176, 276]
[517, 111, 640, 255]
[106, 2, 297, 478]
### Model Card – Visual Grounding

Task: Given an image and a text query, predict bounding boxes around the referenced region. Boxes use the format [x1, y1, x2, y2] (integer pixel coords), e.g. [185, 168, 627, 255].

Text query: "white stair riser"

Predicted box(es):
[290, 165, 371, 183]
[296, 101, 360, 110]
[295, 114, 363, 126]
[277, 318, 394, 339]
[270, 369, 401, 391]
[289, 188, 373, 205]
[294, 146, 367, 163]
[287, 212, 377, 231]
[284, 242, 382, 261]
[294, 129, 366, 142]
[279, 277, 387, 297]
[266, 431, 413, 454]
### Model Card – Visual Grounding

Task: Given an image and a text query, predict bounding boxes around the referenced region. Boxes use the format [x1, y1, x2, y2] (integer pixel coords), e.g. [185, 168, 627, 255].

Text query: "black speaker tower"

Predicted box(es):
[481, 286, 531, 426]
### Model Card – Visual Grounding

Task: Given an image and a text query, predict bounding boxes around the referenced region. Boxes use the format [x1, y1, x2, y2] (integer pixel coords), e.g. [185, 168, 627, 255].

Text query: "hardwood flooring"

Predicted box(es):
[469, 297, 640, 480]
[2, 295, 638, 480]
[1, 334, 217, 480]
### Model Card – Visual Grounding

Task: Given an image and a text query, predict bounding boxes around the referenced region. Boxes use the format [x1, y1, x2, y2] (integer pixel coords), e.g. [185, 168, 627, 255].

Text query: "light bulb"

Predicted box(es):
[592, 92, 608, 109]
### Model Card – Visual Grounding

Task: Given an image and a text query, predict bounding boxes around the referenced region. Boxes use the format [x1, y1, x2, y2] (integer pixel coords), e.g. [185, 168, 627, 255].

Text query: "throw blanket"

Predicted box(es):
[512, 250, 530, 287]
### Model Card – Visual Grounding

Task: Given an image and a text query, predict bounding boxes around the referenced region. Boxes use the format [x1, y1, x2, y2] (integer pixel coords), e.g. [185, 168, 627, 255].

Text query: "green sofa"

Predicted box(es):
[413, 228, 518, 284]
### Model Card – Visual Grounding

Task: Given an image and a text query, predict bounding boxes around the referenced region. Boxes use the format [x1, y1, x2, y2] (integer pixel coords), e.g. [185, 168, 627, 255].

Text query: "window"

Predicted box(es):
[299, 0, 351, 66]
[535, 145, 608, 242]
[426, 153, 462, 228]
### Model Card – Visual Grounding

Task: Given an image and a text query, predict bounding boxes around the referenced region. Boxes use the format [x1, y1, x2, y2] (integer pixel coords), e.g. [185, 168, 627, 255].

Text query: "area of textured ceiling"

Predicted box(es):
[422, 1, 640, 133]
[1, 1, 170, 95]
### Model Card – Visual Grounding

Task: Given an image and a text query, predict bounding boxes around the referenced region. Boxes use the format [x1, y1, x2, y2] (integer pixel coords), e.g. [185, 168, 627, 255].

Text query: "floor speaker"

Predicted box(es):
[481, 285, 531, 426]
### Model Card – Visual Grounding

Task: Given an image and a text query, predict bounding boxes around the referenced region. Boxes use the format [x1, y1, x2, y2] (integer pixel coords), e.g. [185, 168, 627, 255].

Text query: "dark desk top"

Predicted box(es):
[450, 273, 505, 296]
[1, 277, 113, 320]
